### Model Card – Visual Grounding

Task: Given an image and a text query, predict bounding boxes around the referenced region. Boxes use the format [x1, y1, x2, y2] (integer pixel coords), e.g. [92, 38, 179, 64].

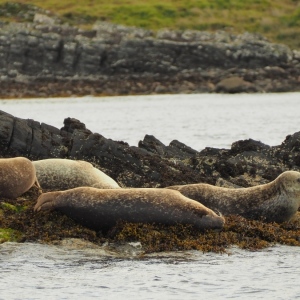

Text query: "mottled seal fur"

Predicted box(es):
[166, 171, 300, 223]
[0, 157, 36, 199]
[33, 159, 120, 191]
[34, 187, 225, 230]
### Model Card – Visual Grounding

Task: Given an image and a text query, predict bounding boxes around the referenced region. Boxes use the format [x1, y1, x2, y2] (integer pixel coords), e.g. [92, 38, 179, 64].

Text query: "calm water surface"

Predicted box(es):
[1, 92, 299, 150]
[0, 93, 300, 299]
[0, 242, 299, 300]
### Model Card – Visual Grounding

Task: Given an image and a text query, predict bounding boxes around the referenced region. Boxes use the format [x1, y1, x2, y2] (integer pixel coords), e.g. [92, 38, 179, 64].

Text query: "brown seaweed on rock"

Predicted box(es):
[1, 185, 300, 253]
[1, 112, 300, 252]
[0, 186, 101, 244]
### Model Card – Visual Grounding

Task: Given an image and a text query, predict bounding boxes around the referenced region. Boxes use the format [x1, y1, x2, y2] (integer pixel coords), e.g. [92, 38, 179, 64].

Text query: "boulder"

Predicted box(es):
[216, 76, 254, 93]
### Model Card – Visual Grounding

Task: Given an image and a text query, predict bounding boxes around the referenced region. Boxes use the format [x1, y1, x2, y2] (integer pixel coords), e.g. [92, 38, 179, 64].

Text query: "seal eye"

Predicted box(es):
[297, 178, 300, 183]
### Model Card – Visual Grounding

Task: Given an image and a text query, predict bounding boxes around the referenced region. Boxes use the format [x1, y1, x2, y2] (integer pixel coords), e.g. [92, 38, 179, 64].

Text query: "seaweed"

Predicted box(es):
[1, 185, 300, 253]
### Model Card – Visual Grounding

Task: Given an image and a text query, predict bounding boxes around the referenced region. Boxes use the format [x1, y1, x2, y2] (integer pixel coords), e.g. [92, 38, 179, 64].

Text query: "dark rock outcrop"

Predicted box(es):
[1, 109, 300, 188]
[0, 21, 299, 97]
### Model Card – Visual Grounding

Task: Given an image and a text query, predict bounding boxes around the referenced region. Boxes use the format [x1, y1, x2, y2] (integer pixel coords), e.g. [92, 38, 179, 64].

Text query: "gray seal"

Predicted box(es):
[0, 157, 37, 199]
[34, 187, 225, 230]
[166, 171, 300, 223]
[33, 158, 120, 191]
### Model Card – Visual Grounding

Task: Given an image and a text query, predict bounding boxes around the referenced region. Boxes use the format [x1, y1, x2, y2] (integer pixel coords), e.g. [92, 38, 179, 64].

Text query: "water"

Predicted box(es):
[1, 93, 299, 151]
[1, 243, 299, 300]
[1, 93, 300, 299]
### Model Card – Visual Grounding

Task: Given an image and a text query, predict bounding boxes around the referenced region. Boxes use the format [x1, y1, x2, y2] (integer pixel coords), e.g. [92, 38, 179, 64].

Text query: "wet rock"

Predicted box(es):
[231, 139, 270, 154]
[1, 110, 300, 188]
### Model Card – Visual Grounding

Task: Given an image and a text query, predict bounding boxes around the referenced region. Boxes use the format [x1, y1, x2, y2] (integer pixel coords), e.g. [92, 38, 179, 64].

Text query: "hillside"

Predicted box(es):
[0, 0, 299, 49]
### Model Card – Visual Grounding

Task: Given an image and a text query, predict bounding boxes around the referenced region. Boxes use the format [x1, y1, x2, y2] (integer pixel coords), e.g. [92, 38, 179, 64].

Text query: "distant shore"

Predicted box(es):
[0, 20, 300, 98]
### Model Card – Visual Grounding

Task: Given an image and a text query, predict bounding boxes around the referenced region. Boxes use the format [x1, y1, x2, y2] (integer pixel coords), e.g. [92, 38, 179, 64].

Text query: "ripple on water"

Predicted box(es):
[1, 243, 300, 299]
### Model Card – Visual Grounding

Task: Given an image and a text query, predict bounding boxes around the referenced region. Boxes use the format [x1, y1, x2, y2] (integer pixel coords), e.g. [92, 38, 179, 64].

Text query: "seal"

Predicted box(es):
[34, 187, 225, 231]
[33, 158, 120, 191]
[0, 157, 37, 199]
[166, 171, 300, 223]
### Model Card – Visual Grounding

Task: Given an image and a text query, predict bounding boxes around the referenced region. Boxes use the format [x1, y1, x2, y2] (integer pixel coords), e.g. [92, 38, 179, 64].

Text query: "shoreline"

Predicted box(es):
[0, 21, 299, 98]
[1, 90, 300, 100]
[0, 110, 300, 252]
[1, 71, 300, 99]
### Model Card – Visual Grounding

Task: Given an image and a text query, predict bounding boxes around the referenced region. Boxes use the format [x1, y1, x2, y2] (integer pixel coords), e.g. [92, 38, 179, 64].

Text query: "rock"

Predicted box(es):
[231, 139, 270, 154]
[33, 13, 56, 25]
[0, 21, 298, 97]
[216, 76, 254, 93]
[61, 117, 91, 134]
[264, 66, 286, 77]
[138, 135, 198, 160]
[93, 21, 153, 41]
[2, 110, 300, 189]
[0, 111, 14, 150]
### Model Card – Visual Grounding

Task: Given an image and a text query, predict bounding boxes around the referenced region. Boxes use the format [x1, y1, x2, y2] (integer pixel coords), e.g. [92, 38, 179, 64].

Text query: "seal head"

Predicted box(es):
[167, 171, 300, 223]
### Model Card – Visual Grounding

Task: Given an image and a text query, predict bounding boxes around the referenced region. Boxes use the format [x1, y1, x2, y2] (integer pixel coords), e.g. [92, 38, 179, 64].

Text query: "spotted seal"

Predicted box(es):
[34, 187, 225, 230]
[0, 157, 37, 199]
[33, 158, 120, 191]
[166, 171, 300, 223]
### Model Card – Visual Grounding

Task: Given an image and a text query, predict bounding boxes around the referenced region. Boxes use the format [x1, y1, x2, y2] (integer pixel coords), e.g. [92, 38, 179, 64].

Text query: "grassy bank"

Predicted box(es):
[0, 1, 299, 49]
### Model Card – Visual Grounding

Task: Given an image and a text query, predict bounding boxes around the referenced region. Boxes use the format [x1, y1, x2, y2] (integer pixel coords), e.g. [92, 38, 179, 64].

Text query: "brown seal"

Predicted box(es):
[166, 171, 300, 223]
[33, 158, 120, 191]
[34, 187, 225, 231]
[0, 157, 37, 199]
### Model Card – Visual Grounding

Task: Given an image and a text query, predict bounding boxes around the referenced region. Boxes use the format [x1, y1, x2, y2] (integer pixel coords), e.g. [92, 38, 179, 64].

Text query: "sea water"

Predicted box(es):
[0, 93, 300, 299]
[1, 92, 299, 150]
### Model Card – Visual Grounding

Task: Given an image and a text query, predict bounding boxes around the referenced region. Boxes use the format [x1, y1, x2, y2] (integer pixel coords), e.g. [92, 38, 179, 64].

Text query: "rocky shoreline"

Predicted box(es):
[1, 110, 300, 252]
[1, 109, 300, 188]
[0, 20, 300, 97]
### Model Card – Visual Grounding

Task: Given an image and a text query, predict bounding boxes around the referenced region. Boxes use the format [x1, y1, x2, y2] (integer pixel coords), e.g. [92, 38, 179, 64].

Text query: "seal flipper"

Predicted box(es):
[34, 201, 55, 212]
[34, 192, 60, 212]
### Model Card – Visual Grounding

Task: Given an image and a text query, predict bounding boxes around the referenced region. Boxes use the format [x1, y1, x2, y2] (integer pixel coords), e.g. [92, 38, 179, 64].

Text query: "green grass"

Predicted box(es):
[0, 0, 299, 49]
